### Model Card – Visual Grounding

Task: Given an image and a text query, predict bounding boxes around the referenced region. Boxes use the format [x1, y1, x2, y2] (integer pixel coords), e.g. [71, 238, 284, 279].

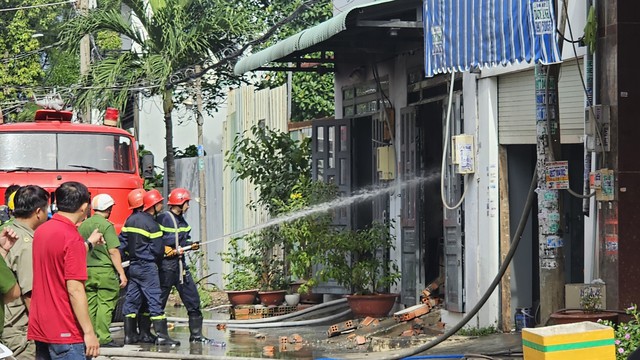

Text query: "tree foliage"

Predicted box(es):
[0, 0, 61, 102]
[225, 124, 311, 215]
[259, 0, 334, 122]
[58, 0, 321, 190]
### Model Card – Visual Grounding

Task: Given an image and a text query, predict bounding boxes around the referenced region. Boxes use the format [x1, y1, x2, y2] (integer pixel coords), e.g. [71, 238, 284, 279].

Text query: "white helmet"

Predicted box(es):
[92, 194, 115, 211]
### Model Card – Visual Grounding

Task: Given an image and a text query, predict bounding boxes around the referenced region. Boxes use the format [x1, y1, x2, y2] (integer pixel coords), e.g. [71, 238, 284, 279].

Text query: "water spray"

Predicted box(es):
[121, 174, 440, 268]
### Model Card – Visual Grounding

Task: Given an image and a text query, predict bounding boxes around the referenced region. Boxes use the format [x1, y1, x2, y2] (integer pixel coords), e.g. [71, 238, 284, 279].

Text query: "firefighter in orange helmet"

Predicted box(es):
[120, 189, 179, 346]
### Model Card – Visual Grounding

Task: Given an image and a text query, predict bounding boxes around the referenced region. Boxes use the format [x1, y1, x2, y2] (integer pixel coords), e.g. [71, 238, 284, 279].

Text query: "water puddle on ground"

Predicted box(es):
[113, 306, 317, 359]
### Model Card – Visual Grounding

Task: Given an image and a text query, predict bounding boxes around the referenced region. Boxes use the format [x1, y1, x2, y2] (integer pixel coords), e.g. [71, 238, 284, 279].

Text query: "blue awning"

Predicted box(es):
[423, 0, 562, 77]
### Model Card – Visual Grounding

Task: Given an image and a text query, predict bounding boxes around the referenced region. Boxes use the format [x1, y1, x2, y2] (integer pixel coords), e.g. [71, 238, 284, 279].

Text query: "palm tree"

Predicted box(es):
[58, 0, 258, 189]
[58, 0, 321, 189]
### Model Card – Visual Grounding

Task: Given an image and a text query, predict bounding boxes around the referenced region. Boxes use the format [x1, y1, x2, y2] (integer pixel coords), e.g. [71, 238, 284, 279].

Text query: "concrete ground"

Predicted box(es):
[97, 307, 524, 359]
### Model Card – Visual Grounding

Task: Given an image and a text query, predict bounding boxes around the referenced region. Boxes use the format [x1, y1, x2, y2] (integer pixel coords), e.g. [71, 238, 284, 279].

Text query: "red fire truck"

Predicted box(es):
[0, 109, 150, 231]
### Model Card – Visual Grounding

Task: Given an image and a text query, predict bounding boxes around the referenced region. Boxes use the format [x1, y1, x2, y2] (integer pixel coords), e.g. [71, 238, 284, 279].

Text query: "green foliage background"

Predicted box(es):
[260, 0, 334, 122]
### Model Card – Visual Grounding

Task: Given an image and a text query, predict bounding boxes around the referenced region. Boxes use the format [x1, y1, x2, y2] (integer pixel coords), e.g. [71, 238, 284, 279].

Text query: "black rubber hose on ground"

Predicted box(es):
[369, 169, 538, 360]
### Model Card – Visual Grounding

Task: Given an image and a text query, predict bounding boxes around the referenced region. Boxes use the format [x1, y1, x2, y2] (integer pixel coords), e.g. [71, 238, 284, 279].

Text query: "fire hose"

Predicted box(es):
[121, 244, 196, 268]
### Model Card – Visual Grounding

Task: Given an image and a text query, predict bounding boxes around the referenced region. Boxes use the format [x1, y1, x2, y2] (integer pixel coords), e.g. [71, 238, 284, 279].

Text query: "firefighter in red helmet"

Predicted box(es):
[157, 188, 209, 343]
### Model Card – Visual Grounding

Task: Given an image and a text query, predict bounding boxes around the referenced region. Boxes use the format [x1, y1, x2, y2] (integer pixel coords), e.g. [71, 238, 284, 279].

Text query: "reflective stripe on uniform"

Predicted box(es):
[121, 226, 163, 239]
[159, 225, 191, 233]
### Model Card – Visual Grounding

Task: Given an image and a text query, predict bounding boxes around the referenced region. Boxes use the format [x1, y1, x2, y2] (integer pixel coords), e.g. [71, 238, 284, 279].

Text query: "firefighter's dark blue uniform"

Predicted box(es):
[121, 211, 165, 319]
[156, 211, 202, 317]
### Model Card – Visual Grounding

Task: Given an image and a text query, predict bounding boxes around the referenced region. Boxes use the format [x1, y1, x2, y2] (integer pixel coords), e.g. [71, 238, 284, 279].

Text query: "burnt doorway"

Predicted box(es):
[399, 100, 446, 307]
[417, 101, 444, 291]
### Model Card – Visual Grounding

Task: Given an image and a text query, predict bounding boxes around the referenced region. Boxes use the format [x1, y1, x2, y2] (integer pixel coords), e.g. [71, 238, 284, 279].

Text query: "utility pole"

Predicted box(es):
[195, 65, 208, 274]
[79, 0, 91, 123]
[535, 1, 568, 323]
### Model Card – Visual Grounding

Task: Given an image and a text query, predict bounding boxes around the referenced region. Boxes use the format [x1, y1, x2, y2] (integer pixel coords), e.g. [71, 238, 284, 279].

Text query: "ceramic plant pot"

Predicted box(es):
[346, 293, 399, 318]
[548, 309, 618, 325]
[258, 290, 287, 306]
[284, 293, 301, 307]
[225, 289, 258, 306]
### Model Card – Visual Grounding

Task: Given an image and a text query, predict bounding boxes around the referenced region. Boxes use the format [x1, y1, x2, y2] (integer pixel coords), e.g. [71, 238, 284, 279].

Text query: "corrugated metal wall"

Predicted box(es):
[498, 59, 585, 144]
[174, 155, 224, 288]
[222, 85, 289, 287]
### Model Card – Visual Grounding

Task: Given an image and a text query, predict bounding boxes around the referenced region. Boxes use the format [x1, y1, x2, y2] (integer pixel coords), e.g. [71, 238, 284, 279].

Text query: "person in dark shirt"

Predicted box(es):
[120, 189, 179, 346]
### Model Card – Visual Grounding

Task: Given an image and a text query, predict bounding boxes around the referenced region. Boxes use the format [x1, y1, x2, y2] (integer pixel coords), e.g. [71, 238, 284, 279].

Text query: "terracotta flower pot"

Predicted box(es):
[548, 309, 618, 325]
[225, 289, 258, 306]
[258, 290, 287, 306]
[346, 293, 399, 318]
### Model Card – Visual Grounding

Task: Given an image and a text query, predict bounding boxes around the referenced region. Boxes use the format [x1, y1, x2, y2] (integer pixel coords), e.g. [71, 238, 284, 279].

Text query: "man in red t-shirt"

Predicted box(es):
[28, 182, 104, 360]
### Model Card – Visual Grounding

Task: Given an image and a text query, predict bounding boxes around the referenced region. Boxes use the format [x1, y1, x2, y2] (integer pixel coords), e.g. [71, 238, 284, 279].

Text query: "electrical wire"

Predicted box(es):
[563, 0, 606, 166]
[0, 0, 76, 12]
[556, 29, 583, 44]
[440, 71, 468, 210]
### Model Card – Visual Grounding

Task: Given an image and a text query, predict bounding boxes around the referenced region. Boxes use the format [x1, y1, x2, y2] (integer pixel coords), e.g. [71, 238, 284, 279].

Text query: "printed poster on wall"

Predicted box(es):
[546, 161, 569, 190]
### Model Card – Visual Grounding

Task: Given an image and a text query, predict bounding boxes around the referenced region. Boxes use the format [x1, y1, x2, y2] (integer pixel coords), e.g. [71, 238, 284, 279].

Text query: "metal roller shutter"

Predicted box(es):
[498, 59, 585, 144]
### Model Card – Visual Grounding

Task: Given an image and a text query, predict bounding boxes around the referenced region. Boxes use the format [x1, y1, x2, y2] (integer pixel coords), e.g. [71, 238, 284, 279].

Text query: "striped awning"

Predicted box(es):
[423, 0, 562, 77]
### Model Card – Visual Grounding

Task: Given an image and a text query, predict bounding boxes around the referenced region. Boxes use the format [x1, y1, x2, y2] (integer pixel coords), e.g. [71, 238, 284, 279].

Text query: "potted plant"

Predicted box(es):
[221, 237, 259, 306]
[284, 291, 301, 307]
[318, 221, 401, 318]
[244, 228, 288, 306]
[549, 283, 618, 325]
[276, 179, 338, 304]
[600, 304, 639, 359]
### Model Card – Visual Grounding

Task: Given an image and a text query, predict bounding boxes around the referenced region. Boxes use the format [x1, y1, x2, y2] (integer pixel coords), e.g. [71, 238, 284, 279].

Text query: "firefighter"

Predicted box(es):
[121, 189, 179, 346]
[118, 189, 156, 344]
[157, 188, 209, 343]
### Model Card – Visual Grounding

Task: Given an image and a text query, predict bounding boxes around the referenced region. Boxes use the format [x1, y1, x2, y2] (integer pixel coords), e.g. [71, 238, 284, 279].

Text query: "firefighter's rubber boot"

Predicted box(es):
[188, 314, 211, 343]
[138, 315, 157, 344]
[152, 318, 180, 346]
[124, 317, 139, 345]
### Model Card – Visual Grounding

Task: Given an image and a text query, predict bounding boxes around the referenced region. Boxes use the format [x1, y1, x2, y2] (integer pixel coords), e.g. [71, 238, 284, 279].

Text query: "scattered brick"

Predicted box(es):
[371, 319, 380, 327]
[401, 329, 415, 337]
[327, 320, 358, 337]
[394, 304, 430, 322]
[355, 336, 367, 345]
[361, 316, 375, 327]
[263, 346, 275, 356]
[346, 333, 357, 340]
[289, 334, 303, 344]
[279, 336, 288, 344]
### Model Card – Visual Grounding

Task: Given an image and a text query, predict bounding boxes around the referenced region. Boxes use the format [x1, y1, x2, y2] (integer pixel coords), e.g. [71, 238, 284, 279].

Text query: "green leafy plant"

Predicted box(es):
[185, 250, 214, 307]
[220, 237, 260, 291]
[318, 221, 400, 295]
[220, 232, 289, 292]
[225, 124, 311, 215]
[275, 178, 338, 293]
[457, 325, 498, 337]
[600, 304, 640, 359]
[580, 285, 603, 312]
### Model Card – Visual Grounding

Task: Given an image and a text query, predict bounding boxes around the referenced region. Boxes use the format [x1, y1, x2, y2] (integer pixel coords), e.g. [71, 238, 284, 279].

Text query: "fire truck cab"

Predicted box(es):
[0, 109, 147, 231]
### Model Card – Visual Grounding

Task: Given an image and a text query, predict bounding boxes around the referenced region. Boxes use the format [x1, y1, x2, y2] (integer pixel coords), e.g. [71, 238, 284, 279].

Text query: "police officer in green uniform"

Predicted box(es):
[0, 185, 49, 359]
[0, 227, 21, 338]
[79, 194, 128, 348]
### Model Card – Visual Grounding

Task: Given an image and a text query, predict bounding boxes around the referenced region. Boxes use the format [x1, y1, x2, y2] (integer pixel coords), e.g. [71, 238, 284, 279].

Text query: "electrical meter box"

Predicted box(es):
[451, 134, 475, 174]
[376, 145, 396, 180]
